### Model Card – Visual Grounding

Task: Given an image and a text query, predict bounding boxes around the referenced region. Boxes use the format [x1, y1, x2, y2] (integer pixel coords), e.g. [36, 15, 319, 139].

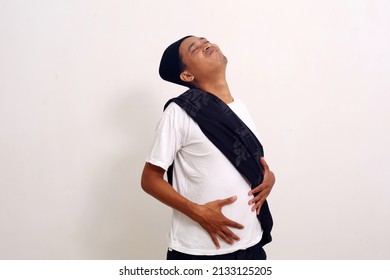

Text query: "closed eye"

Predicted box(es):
[192, 40, 209, 54]
[188, 37, 209, 53]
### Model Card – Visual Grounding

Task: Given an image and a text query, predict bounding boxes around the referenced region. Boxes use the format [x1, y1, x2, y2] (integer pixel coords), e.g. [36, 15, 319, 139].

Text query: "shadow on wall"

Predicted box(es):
[78, 87, 171, 259]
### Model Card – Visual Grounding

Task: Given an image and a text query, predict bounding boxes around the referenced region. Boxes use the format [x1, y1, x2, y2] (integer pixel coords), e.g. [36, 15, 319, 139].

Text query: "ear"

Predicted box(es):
[180, 71, 194, 83]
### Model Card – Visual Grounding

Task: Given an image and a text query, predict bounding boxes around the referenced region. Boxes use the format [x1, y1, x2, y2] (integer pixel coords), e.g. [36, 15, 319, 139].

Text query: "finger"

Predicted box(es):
[248, 189, 267, 204]
[252, 197, 265, 212]
[209, 232, 220, 249]
[225, 218, 244, 229]
[249, 177, 274, 196]
[222, 227, 241, 241]
[217, 230, 233, 245]
[248, 193, 259, 205]
[249, 197, 265, 211]
[248, 184, 266, 196]
[218, 195, 238, 207]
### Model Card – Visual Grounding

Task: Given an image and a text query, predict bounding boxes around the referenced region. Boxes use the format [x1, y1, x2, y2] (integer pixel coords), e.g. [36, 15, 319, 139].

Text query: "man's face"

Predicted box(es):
[178, 36, 227, 82]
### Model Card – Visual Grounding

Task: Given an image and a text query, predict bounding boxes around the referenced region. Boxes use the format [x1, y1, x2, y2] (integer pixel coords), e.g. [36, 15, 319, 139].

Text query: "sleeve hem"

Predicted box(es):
[145, 158, 170, 171]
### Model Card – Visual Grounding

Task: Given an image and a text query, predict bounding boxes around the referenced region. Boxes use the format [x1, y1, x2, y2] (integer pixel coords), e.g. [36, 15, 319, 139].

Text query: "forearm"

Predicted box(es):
[141, 162, 243, 248]
[141, 163, 201, 221]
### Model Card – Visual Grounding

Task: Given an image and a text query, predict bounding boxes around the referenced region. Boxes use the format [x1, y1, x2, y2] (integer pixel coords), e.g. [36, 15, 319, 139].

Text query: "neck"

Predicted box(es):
[196, 77, 234, 104]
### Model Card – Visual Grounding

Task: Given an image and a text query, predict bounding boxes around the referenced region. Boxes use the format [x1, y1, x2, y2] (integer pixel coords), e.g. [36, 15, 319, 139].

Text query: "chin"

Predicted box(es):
[222, 56, 228, 64]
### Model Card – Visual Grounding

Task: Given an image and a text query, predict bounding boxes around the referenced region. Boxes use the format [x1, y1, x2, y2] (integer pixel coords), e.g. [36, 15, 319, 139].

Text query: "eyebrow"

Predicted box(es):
[188, 37, 206, 53]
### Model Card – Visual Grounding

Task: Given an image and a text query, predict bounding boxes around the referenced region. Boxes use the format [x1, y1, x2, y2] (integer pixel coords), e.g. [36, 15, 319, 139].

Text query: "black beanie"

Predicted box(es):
[159, 35, 194, 88]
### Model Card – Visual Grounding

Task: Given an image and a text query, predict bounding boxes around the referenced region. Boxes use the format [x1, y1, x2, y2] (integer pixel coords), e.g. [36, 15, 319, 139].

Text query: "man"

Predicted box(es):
[141, 36, 275, 260]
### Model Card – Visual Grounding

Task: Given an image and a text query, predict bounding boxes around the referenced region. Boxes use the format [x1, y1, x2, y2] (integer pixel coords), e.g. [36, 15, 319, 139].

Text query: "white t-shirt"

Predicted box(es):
[146, 98, 262, 255]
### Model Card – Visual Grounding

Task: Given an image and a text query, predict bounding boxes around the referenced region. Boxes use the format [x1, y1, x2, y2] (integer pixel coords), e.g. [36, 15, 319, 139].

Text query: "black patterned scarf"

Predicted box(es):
[164, 88, 273, 246]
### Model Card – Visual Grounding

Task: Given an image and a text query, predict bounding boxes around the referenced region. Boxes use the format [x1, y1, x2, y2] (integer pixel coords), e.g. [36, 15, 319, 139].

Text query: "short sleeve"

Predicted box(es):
[146, 103, 184, 171]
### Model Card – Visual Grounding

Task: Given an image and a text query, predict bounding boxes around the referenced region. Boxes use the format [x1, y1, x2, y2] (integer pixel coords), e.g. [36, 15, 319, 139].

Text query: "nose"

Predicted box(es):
[203, 42, 212, 52]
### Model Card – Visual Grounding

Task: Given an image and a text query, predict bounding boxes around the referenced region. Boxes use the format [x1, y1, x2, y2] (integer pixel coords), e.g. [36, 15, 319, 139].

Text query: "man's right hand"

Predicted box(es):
[141, 163, 243, 249]
[192, 196, 244, 249]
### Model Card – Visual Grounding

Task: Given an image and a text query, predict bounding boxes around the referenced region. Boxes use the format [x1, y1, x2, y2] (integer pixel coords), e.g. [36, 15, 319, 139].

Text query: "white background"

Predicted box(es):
[0, 0, 389, 259]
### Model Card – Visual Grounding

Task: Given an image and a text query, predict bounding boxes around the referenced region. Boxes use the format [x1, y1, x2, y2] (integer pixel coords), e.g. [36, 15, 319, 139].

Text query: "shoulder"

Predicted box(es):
[163, 101, 189, 119]
[160, 101, 194, 135]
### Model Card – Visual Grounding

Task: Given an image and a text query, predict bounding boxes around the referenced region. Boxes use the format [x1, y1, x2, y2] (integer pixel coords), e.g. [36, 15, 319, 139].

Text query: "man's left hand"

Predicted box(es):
[248, 157, 275, 214]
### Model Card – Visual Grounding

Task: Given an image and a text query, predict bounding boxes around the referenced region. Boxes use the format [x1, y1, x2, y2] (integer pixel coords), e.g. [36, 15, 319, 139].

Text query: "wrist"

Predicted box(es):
[184, 201, 203, 222]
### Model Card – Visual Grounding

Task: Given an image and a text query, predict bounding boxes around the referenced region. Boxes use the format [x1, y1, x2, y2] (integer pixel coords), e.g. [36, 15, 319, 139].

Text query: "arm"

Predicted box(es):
[248, 157, 276, 214]
[141, 162, 244, 249]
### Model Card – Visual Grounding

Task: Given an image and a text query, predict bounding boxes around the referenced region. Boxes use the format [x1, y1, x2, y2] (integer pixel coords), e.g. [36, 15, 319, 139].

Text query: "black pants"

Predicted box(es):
[166, 242, 267, 260]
